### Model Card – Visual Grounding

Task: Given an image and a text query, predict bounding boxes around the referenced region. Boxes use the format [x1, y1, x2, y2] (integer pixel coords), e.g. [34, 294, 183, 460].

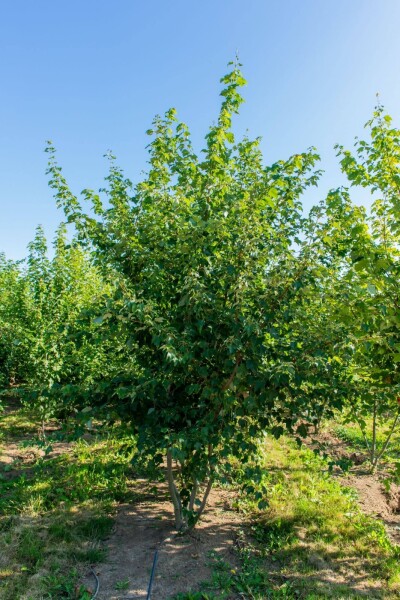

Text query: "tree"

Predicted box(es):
[0, 225, 110, 429]
[25, 225, 111, 426]
[334, 104, 400, 471]
[47, 63, 324, 530]
[0, 254, 28, 389]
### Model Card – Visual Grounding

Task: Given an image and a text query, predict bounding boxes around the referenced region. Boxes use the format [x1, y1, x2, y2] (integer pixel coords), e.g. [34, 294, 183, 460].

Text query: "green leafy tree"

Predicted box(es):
[267, 188, 371, 438]
[334, 105, 400, 470]
[0, 225, 110, 428]
[0, 254, 29, 389]
[47, 63, 327, 530]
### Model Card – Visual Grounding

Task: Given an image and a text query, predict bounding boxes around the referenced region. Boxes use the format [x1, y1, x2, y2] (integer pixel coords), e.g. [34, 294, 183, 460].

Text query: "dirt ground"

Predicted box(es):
[83, 447, 400, 600]
[83, 484, 244, 600]
[84, 469, 397, 600]
[2, 406, 400, 599]
[339, 471, 400, 545]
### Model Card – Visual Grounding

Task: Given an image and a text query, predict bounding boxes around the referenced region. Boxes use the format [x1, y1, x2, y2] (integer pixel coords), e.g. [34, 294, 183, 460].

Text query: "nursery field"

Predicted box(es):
[2, 64, 400, 600]
[1, 398, 399, 600]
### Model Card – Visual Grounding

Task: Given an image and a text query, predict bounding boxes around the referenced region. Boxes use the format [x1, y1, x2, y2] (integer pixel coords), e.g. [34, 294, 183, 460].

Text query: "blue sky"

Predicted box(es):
[1, 0, 400, 259]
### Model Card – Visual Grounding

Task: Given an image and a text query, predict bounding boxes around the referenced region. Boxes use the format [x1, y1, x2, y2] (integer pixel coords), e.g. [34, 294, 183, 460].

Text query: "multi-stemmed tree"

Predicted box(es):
[45, 63, 342, 529]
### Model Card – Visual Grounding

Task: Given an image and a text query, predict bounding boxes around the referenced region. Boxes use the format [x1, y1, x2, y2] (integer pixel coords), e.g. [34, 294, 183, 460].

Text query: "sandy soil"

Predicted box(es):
[84, 484, 244, 600]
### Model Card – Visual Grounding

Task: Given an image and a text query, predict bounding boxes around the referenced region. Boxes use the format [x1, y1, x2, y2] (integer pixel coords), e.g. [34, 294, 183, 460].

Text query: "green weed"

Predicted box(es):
[115, 577, 130, 590]
[42, 569, 92, 599]
[0, 405, 143, 600]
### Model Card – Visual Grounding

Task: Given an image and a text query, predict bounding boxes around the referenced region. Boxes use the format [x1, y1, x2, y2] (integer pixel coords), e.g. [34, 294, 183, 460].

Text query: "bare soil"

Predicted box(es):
[83, 483, 244, 600]
[2, 403, 399, 599]
[0, 422, 72, 480]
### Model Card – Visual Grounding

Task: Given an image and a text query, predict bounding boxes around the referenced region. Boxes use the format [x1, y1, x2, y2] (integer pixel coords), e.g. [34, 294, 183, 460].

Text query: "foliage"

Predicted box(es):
[0, 225, 113, 426]
[44, 61, 336, 530]
[0, 254, 28, 388]
[333, 104, 400, 470]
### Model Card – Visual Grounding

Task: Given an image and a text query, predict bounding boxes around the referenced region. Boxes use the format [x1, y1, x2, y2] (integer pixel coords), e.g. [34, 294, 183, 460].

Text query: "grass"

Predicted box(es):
[333, 419, 400, 466]
[1, 403, 400, 599]
[176, 435, 400, 599]
[0, 509, 112, 599]
[0, 435, 141, 514]
[245, 436, 400, 598]
[0, 404, 144, 600]
[115, 577, 130, 590]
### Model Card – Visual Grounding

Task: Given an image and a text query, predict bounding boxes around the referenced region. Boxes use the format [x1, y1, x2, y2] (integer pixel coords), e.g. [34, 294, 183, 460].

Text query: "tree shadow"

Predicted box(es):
[84, 486, 244, 600]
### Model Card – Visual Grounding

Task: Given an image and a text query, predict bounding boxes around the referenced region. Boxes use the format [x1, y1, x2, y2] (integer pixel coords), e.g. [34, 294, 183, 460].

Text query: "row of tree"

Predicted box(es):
[1, 64, 399, 529]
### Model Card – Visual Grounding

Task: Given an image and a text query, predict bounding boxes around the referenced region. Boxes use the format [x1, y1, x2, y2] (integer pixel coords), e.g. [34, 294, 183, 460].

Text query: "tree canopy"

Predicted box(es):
[43, 63, 352, 529]
[2, 65, 400, 529]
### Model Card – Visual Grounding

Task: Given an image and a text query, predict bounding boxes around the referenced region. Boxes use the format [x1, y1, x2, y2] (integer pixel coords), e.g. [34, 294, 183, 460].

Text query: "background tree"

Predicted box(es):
[0, 225, 110, 430]
[333, 105, 400, 471]
[0, 254, 28, 389]
[266, 188, 371, 439]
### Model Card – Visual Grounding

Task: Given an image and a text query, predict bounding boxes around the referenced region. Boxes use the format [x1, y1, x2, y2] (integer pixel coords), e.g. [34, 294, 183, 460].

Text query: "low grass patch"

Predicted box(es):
[333, 420, 400, 466]
[0, 509, 112, 599]
[0, 399, 40, 440]
[0, 404, 145, 600]
[237, 436, 400, 598]
[179, 435, 400, 599]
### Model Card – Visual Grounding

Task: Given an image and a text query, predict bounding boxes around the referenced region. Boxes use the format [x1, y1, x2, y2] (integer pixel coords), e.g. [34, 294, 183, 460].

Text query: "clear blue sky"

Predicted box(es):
[1, 0, 400, 260]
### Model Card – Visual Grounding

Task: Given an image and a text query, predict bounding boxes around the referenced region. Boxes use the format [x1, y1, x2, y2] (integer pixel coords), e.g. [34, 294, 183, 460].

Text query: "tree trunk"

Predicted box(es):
[370, 400, 377, 473]
[165, 450, 215, 531]
[166, 450, 186, 531]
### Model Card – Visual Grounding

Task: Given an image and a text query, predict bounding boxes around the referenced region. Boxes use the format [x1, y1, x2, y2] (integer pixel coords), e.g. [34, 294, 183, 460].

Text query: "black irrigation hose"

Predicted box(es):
[90, 566, 100, 600]
[146, 549, 159, 600]
[89, 547, 159, 600]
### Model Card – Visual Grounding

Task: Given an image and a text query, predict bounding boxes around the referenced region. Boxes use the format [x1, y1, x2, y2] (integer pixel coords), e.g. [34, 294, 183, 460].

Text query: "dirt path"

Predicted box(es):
[0, 431, 72, 480]
[86, 484, 244, 600]
[87, 470, 397, 600]
[339, 471, 400, 545]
